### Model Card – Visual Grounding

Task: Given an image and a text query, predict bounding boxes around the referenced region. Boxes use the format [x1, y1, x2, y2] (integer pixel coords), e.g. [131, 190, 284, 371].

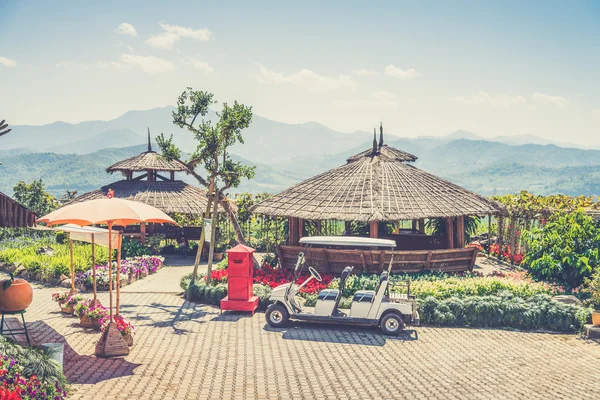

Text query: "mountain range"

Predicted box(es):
[1, 107, 600, 198]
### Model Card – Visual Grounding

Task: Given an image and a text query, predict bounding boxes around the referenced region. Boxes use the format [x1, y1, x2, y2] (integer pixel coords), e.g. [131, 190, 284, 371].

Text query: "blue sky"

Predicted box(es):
[1, 0, 599, 144]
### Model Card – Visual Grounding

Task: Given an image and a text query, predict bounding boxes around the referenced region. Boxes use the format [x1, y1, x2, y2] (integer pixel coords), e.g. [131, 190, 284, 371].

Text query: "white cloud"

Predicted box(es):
[0, 56, 17, 68]
[120, 54, 175, 74]
[183, 58, 214, 73]
[255, 64, 357, 91]
[56, 61, 89, 70]
[115, 23, 138, 37]
[451, 91, 527, 108]
[384, 65, 421, 79]
[372, 91, 397, 101]
[532, 92, 571, 109]
[352, 68, 379, 76]
[146, 22, 212, 49]
[452, 91, 571, 109]
[96, 61, 129, 71]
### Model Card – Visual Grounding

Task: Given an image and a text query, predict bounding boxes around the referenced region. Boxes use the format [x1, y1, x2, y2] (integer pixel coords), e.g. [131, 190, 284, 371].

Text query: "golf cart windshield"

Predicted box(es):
[299, 236, 396, 248]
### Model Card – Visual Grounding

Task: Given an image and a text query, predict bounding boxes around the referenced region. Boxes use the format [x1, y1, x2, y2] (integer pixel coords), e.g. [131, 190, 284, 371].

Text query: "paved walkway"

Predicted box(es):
[121, 256, 203, 294]
[2, 259, 600, 399]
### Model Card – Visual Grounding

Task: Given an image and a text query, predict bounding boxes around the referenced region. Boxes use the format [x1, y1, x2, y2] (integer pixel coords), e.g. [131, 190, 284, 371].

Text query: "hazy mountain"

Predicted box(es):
[3, 107, 600, 199]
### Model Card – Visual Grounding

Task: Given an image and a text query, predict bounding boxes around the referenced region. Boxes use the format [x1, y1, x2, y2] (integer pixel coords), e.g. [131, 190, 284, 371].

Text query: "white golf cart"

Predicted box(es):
[265, 236, 420, 336]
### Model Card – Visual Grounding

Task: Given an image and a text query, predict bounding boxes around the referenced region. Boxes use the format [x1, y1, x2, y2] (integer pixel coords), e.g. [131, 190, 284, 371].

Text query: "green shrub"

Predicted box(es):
[55, 231, 68, 244]
[418, 293, 590, 332]
[522, 210, 600, 287]
[121, 237, 152, 258]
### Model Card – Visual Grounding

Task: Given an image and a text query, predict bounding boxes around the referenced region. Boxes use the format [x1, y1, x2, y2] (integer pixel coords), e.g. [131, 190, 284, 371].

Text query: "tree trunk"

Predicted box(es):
[220, 197, 247, 245]
[191, 193, 213, 285]
[205, 192, 220, 285]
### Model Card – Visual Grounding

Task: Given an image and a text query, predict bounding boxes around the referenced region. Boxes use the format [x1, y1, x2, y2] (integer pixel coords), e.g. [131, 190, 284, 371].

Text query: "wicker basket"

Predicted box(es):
[90, 317, 103, 331]
[123, 333, 134, 347]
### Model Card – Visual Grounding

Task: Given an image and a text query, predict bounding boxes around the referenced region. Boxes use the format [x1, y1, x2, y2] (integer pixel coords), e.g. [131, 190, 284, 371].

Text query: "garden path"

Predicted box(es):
[2, 284, 600, 400]
[120, 255, 203, 294]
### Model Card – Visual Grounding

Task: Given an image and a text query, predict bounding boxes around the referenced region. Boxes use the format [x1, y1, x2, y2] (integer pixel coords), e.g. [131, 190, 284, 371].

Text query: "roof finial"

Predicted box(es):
[379, 122, 384, 149]
[147, 127, 152, 152]
[372, 128, 377, 155]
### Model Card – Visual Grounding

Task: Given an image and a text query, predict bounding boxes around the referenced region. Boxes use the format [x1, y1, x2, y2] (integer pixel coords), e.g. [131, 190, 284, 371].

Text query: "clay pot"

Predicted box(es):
[91, 317, 103, 331]
[0, 278, 33, 312]
[592, 312, 600, 327]
[213, 253, 223, 261]
[80, 314, 93, 328]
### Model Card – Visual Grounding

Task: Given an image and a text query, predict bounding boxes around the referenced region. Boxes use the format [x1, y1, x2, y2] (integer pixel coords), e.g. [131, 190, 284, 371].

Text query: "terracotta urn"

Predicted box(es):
[0, 278, 33, 312]
[592, 311, 600, 327]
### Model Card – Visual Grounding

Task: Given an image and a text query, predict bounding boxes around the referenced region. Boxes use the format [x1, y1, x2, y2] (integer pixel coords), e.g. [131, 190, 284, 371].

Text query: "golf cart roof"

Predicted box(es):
[299, 236, 396, 248]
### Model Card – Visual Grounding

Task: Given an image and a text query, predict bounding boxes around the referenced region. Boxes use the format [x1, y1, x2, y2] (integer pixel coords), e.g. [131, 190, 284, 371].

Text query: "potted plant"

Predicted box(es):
[61, 294, 84, 315]
[582, 270, 600, 326]
[0, 272, 33, 312]
[74, 298, 93, 327]
[86, 305, 109, 331]
[103, 314, 135, 346]
[52, 291, 70, 309]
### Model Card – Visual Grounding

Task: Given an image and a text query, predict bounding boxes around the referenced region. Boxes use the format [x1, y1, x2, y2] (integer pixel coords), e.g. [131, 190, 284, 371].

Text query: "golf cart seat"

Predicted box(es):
[352, 271, 388, 303]
[331, 266, 353, 317]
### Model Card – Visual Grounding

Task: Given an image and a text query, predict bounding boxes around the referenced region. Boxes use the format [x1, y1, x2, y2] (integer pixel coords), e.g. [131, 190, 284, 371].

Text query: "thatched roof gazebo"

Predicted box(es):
[69, 129, 229, 241]
[253, 124, 504, 273]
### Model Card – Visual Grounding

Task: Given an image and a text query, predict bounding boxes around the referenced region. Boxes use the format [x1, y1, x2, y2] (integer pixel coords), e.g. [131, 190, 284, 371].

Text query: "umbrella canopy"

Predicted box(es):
[38, 197, 178, 227]
[44, 224, 119, 247]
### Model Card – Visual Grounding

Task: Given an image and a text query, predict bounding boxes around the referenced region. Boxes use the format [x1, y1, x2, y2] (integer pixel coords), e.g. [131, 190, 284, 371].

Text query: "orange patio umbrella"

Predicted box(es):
[38, 191, 178, 357]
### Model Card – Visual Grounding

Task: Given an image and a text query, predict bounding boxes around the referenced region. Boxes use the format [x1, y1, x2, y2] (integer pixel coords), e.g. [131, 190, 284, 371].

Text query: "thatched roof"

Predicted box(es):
[106, 130, 186, 173]
[253, 143, 504, 221]
[70, 180, 234, 215]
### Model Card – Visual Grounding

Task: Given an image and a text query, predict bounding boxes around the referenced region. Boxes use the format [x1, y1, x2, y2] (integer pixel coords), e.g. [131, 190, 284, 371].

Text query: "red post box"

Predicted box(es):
[220, 244, 259, 315]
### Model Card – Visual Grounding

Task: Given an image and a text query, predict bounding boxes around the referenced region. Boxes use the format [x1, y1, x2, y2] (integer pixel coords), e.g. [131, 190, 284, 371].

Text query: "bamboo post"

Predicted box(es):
[140, 222, 146, 244]
[418, 219, 425, 234]
[69, 239, 76, 294]
[91, 233, 99, 306]
[116, 233, 122, 315]
[456, 215, 465, 248]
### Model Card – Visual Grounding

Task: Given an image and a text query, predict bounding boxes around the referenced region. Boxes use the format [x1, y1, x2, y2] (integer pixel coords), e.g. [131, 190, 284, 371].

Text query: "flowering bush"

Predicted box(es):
[253, 264, 333, 294]
[73, 298, 92, 318]
[101, 315, 134, 337]
[85, 304, 108, 320]
[62, 295, 84, 308]
[0, 354, 67, 400]
[75, 256, 164, 289]
[50, 292, 69, 303]
[489, 244, 524, 265]
[207, 270, 228, 284]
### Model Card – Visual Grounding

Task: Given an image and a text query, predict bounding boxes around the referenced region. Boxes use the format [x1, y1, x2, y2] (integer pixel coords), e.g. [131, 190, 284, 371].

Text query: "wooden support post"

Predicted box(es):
[116, 234, 122, 315]
[69, 239, 75, 293]
[298, 218, 304, 241]
[288, 217, 299, 246]
[456, 215, 465, 248]
[418, 219, 425, 234]
[411, 220, 417, 231]
[140, 222, 146, 244]
[344, 221, 351, 235]
[370, 221, 379, 238]
[487, 215, 492, 255]
[497, 216, 504, 261]
[170, 171, 175, 180]
[446, 217, 454, 249]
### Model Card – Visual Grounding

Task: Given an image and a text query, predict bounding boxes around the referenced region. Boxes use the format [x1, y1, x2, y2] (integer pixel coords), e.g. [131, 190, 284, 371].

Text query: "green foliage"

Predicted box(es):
[55, 231, 68, 244]
[121, 236, 152, 258]
[522, 210, 600, 287]
[425, 215, 480, 242]
[418, 293, 590, 333]
[0, 335, 68, 389]
[0, 237, 108, 278]
[13, 179, 59, 215]
[582, 269, 600, 310]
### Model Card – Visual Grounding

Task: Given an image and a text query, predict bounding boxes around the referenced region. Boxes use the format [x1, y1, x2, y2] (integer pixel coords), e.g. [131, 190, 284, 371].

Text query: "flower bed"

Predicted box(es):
[0, 336, 68, 399]
[75, 256, 164, 291]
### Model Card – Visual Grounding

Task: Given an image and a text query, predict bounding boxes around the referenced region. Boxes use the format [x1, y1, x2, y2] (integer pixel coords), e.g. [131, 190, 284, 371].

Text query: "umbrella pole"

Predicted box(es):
[69, 238, 77, 295]
[92, 233, 98, 305]
[116, 233, 122, 315]
[108, 222, 113, 321]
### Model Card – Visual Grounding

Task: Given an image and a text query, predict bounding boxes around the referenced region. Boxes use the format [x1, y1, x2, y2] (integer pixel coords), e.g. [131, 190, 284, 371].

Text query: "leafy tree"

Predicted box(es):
[522, 210, 600, 288]
[60, 189, 78, 205]
[13, 179, 60, 216]
[157, 88, 255, 283]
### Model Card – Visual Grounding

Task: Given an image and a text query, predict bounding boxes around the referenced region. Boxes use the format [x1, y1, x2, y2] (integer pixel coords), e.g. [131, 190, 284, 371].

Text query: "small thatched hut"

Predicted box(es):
[70, 130, 227, 241]
[253, 124, 504, 273]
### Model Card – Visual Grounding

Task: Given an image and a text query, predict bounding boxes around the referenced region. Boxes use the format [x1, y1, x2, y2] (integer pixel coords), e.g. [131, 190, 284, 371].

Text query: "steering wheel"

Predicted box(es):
[308, 266, 322, 282]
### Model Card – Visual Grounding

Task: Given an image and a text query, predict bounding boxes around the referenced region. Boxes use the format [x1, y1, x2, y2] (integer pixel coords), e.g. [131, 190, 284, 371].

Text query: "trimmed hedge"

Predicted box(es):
[418, 293, 591, 332]
[184, 280, 273, 310]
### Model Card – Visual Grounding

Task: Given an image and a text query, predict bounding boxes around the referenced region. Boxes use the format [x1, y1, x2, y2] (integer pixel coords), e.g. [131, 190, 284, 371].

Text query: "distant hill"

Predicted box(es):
[2, 107, 600, 199]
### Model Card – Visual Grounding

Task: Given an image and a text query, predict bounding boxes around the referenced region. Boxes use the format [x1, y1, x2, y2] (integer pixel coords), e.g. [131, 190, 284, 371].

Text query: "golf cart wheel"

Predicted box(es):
[380, 313, 404, 336]
[266, 304, 289, 328]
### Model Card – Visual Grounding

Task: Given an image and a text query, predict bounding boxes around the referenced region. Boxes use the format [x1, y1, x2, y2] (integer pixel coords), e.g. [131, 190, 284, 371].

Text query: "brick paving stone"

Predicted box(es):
[2, 268, 600, 399]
